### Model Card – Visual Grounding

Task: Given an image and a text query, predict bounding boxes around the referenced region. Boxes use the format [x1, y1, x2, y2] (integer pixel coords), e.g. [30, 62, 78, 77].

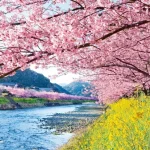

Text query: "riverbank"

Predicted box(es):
[40, 104, 104, 135]
[0, 100, 105, 150]
[0, 96, 95, 110]
[60, 97, 150, 150]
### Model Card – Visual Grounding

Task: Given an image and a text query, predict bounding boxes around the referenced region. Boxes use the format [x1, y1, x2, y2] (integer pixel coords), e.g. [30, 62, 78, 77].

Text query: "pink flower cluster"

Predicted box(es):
[0, 0, 149, 103]
[0, 86, 97, 101]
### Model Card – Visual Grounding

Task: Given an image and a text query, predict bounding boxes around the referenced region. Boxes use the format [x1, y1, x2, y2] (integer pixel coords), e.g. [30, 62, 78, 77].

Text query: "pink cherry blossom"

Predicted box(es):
[0, 86, 97, 101]
[0, 0, 149, 102]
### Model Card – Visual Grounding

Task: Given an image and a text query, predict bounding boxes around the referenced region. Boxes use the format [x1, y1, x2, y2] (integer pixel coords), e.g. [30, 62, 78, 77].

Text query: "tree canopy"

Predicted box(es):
[0, 0, 150, 102]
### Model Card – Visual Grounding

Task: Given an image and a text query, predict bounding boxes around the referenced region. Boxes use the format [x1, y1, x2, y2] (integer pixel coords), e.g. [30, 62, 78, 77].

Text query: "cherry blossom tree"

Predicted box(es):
[0, 86, 97, 101]
[0, 0, 150, 102]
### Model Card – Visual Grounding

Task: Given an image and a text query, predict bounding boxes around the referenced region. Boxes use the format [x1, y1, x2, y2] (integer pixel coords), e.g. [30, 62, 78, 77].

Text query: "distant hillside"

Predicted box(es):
[0, 69, 52, 88]
[0, 69, 70, 94]
[63, 81, 94, 97]
[52, 84, 70, 94]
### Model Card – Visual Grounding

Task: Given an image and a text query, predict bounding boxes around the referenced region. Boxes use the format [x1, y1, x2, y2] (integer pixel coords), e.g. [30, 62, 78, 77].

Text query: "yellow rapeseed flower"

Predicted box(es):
[61, 96, 150, 150]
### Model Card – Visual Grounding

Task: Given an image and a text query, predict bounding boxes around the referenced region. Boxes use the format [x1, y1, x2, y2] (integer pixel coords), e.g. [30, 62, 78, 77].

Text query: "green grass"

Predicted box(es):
[61, 96, 150, 150]
[0, 97, 10, 104]
[13, 97, 48, 104]
[13, 98, 94, 104]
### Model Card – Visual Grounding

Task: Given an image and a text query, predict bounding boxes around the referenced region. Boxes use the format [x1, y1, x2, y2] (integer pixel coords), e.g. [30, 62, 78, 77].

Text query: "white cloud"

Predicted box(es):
[30, 65, 80, 84]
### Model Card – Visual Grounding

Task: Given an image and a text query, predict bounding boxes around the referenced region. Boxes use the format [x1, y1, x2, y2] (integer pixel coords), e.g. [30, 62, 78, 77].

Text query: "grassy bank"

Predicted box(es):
[0, 97, 94, 108]
[13, 97, 48, 104]
[61, 96, 150, 150]
[0, 97, 95, 110]
[0, 97, 9, 104]
[13, 98, 94, 104]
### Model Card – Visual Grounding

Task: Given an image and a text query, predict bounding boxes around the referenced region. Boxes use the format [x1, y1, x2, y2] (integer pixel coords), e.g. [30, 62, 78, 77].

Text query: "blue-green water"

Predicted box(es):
[0, 105, 80, 150]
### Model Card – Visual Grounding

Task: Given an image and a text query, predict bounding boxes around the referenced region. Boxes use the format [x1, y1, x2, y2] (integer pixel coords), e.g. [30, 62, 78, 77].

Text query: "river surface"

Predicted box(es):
[0, 105, 81, 150]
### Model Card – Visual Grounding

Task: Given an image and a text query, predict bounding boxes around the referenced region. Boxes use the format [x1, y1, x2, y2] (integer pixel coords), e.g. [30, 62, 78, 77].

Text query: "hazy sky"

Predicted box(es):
[30, 66, 80, 85]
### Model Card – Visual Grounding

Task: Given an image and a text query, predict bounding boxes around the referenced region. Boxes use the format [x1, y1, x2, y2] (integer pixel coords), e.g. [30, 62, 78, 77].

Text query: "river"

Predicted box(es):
[0, 105, 81, 150]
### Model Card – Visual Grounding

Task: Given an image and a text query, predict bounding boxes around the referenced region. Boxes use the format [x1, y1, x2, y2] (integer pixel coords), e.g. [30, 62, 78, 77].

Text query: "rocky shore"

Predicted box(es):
[0, 102, 90, 110]
[39, 104, 104, 134]
[0, 101, 46, 110]
[0, 104, 16, 110]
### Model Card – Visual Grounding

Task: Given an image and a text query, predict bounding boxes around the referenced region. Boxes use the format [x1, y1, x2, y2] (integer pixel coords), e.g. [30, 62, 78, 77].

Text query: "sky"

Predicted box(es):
[30, 65, 80, 85]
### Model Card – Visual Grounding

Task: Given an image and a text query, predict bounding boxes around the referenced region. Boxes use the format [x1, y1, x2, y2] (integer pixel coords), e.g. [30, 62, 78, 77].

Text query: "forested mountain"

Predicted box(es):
[0, 69, 52, 88]
[52, 84, 70, 94]
[63, 81, 94, 97]
[0, 69, 69, 94]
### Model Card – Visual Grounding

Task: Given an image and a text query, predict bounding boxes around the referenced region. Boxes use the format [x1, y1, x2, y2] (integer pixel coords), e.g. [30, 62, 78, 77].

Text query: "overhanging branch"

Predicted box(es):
[77, 20, 150, 49]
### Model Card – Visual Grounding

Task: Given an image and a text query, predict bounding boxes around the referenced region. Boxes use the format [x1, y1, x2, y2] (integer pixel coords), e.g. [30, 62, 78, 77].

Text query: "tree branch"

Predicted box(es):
[77, 20, 150, 49]
[0, 52, 53, 78]
[11, 6, 84, 26]
[94, 63, 150, 78]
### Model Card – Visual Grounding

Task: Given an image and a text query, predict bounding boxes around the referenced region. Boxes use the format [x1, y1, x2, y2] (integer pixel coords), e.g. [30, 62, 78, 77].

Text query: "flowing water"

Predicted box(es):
[0, 105, 80, 150]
